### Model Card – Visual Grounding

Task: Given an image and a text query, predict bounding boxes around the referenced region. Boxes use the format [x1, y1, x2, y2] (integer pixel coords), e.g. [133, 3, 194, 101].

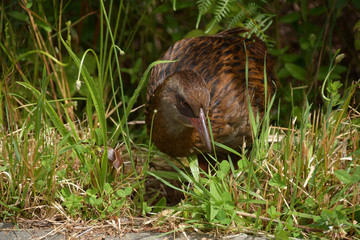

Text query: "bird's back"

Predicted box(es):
[147, 28, 275, 103]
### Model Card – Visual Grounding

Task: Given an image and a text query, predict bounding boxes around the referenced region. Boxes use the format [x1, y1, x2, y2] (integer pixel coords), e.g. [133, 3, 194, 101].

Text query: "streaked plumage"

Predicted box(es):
[145, 28, 276, 167]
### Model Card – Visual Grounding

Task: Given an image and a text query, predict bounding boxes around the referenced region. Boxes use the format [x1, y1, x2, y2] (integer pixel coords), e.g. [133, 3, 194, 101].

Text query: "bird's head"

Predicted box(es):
[158, 70, 212, 152]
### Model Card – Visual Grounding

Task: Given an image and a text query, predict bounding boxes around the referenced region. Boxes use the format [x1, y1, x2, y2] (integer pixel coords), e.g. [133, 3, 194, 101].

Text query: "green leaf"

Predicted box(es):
[282, 54, 300, 63]
[277, 67, 290, 79]
[275, 229, 290, 240]
[304, 197, 315, 208]
[334, 170, 352, 184]
[209, 204, 219, 222]
[117, 186, 132, 198]
[25, 0, 33, 8]
[153, 197, 166, 213]
[318, 66, 343, 81]
[209, 180, 220, 202]
[142, 202, 152, 215]
[308, 6, 326, 15]
[216, 209, 226, 220]
[0, 166, 8, 171]
[89, 196, 102, 205]
[148, 170, 183, 180]
[104, 183, 113, 194]
[285, 63, 306, 81]
[220, 160, 230, 174]
[86, 188, 98, 197]
[299, 37, 310, 50]
[279, 12, 300, 23]
[267, 206, 281, 218]
[8, 11, 29, 22]
[214, 142, 241, 156]
[153, 4, 171, 14]
[237, 158, 248, 171]
[124, 186, 132, 196]
[269, 173, 286, 188]
[222, 191, 233, 203]
[333, 64, 347, 75]
[185, 29, 205, 38]
[35, 20, 52, 32]
[351, 171, 360, 183]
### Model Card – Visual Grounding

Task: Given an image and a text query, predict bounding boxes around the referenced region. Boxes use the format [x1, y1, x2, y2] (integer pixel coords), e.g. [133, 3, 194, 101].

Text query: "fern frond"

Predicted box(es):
[196, 0, 275, 45]
[205, 0, 235, 33]
[214, 0, 233, 22]
[196, 0, 214, 29]
[197, 0, 213, 14]
[246, 2, 259, 15]
[245, 13, 274, 40]
[228, 11, 246, 29]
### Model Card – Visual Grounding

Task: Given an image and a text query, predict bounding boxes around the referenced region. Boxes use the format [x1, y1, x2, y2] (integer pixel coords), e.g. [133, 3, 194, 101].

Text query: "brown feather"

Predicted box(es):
[145, 28, 276, 162]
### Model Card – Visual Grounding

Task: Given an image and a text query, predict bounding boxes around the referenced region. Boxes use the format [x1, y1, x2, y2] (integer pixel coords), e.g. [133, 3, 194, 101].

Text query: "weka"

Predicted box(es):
[145, 28, 276, 170]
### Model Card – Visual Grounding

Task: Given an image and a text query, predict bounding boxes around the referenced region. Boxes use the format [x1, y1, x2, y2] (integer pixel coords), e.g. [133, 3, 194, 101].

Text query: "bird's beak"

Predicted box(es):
[189, 108, 212, 152]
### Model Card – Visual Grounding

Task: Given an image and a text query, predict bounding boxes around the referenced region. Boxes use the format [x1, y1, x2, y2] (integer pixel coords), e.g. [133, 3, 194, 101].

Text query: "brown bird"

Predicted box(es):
[145, 28, 276, 170]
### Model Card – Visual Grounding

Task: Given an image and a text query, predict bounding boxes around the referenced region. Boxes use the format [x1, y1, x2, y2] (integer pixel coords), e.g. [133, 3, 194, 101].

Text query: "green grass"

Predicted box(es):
[1, 0, 360, 239]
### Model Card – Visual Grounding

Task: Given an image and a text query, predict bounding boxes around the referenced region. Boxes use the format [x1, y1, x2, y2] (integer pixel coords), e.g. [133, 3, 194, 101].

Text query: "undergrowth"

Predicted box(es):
[148, 53, 360, 239]
[1, 0, 360, 239]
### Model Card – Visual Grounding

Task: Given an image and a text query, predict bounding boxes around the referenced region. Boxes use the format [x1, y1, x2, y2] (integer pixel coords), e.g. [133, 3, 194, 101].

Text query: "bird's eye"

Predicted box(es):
[177, 97, 196, 117]
[181, 100, 190, 109]
[176, 95, 195, 116]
